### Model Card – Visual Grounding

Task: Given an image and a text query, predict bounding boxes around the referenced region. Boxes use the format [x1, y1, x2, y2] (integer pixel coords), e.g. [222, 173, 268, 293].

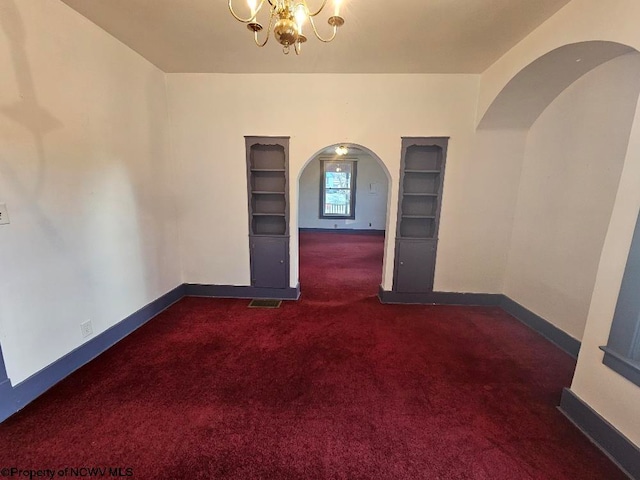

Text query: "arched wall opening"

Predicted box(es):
[293, 143, 393, 297]
[479, 41, 640, 342]
[479, 41, 635, 130]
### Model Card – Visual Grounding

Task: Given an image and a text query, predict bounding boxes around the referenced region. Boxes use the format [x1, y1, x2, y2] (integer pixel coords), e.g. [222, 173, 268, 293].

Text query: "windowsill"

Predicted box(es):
[600, 346, 640, 387]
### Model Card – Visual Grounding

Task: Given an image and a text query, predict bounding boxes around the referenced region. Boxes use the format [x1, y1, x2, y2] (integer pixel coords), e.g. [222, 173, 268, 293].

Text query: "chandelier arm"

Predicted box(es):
[308, 15, 337, 42]
[254, 10, 275, 47]
[228, 0, 268, 23]
[303, 0, 329, 17]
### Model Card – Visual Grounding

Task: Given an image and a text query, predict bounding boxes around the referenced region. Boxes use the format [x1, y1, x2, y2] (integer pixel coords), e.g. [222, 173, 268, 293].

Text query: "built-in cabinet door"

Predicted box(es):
[394, 239, 437, 293]
[250, 236, 288, 289]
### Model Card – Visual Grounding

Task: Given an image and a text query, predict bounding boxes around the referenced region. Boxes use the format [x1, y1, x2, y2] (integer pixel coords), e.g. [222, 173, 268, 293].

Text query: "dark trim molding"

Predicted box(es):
[0, 283, 586, 425]
[185, 283, 301, 300]
[0, 281, 305, 423]
[0, 379, 13, 422]
[377, 286, 502, 306]
[0, 284, 186, 423]
[560, 388, 640, 480]
[500, 296, 581, 358]
[601, 347, 640, 387]
[377, 288, 581, 358]
[299, 228, 385, 236]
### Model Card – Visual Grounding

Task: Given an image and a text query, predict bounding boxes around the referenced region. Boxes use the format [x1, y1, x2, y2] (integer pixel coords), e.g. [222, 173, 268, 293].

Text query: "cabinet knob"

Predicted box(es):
[279, 260, 284, 264]
[400, 261, 404, 266]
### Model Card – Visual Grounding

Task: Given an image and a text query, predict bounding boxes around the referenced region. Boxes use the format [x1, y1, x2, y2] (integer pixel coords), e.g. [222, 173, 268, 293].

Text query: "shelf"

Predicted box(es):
[250, 144, 286, 170]
[253, 213, 286, 217]
[252, 216, 286, 236]
[404, 170, 441, 174]
[403, 192, 439, 197]
[400, 216, 435, 239]
[402, 215, 436, 219]
[251, 168, 285, 172]
[405, 145, 443, 171]
[252, 191, 286, 195]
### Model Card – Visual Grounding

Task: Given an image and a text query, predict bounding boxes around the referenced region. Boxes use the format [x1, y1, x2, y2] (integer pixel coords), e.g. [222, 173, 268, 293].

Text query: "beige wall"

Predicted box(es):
[571, 97, 640, 444]
[166, 73, 516, 294]
[480, 0, 640, 448]
[0, 0, 181, 383]
[504, 53, 640, 341]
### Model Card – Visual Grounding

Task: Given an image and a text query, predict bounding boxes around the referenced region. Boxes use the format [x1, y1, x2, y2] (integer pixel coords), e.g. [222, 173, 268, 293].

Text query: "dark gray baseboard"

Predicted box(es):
[377, 286, 502, 306]
[299, 228, 385, 236]
[185, 283, 301, 300]
[377, 287, 581, 358]
[0, 283, 584, 427]
[0, 281, 303, 423]
[560, 388, 640, 479]
[0, 379, 14, 422]
[500, 296, 581, 358]
[0, 284, 186, 423]
[0, 343, 10, 420]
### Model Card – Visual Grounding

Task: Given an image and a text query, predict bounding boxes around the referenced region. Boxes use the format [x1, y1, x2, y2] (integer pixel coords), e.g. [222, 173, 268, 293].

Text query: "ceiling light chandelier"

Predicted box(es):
[228, 0, 345, 55]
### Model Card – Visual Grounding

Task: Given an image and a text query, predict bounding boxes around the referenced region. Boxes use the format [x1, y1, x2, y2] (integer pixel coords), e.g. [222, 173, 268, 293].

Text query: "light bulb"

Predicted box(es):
[334, 0, 342, 16]
[295, 5, 307, 33]
[247, 0, 257, 16]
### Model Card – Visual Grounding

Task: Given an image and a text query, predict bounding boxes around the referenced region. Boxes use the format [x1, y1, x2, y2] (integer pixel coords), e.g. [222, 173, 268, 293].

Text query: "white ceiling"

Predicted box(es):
[60, 0, 573, 74]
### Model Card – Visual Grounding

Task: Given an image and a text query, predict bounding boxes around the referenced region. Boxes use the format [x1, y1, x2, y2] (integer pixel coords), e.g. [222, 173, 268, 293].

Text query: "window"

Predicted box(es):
[320, 159, 357, 219]
[601, 209, 640, 387]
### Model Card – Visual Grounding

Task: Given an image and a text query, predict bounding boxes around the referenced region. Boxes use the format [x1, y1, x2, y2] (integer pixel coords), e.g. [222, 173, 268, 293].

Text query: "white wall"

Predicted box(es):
[504, 53, 640, 341]
[298, 153, 388, 231]
[166, 73, 521, 294]
[479, 0, 640, 447]
[0, 0, 181, 384]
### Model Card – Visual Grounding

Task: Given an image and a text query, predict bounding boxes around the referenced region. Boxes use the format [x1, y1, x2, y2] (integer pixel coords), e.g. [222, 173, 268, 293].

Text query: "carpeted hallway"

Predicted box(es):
[0, 232, 625, 479]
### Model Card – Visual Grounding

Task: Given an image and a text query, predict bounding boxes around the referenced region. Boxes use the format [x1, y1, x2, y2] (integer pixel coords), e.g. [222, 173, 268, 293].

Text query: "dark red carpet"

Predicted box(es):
[0, 232, 624, 479]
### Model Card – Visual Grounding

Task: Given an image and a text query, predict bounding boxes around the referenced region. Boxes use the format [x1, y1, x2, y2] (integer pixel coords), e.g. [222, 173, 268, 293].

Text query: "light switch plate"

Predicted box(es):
[0, 204, 9, 225]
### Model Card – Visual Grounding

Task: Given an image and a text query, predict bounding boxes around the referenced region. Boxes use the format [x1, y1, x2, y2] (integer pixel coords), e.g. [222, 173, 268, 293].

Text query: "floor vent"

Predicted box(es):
[248, 299, 282, 309]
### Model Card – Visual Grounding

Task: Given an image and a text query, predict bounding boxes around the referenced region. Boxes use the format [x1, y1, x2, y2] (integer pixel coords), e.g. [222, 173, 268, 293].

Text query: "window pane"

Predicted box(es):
[320, 160, 355, 219]
[325, 171, 351, 188]
[324, 163, 352, 189]
[324, 189, 351, 216]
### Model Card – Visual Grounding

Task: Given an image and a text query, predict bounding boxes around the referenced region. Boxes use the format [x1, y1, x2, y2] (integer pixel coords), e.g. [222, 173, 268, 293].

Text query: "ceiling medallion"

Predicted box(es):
[228, 0, 345, 55]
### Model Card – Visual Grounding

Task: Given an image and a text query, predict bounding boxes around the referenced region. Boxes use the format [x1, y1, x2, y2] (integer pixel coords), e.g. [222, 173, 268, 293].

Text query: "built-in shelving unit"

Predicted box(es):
[246, 137, 290, 289]
[393, 137, 449, 293]
[248, 142, 288, 236]
[398, 143, 445, 239]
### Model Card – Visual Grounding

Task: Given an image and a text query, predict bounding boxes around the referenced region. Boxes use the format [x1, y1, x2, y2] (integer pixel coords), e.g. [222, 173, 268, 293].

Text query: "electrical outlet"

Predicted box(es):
[80, 320, 93, 338]
[0, 204, 9, 225]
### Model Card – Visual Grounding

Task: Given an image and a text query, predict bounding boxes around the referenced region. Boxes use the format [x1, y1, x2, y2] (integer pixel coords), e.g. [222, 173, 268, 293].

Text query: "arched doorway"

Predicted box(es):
[296, 144, 392, 300]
